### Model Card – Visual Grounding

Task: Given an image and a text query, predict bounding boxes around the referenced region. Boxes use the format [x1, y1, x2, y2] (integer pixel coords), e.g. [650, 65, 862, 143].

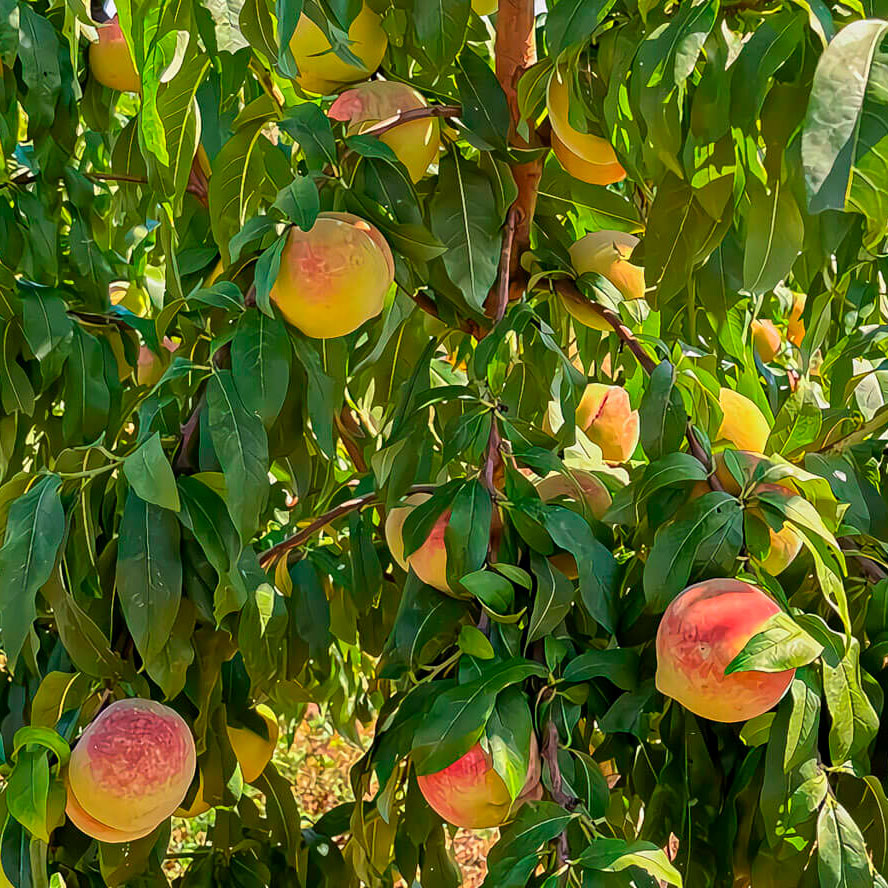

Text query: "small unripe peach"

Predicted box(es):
[715, 388, 770, 454]
[384, 493, 451, 594]
[472, 0, 498, 13]
[536, 470, 611, 520]
[576, 384, 639, 464]
[656, 579, 795, 723]
[751, 319, 781, 362]
[89, 17, 140, 94]
[328, 81, 440, 182]
[137, 337, 178, 387]
[569, 231, 644, 302]
[290, 4, 387, 95]
[788, 293, 805, 348]
[547, 68, 625, 178]
[417, 732, 541, 829]
[749, 483, 803, 575]
[551, 131, 626, 186]
[270, 212, 394, 339]
[66, 699, 196, 842]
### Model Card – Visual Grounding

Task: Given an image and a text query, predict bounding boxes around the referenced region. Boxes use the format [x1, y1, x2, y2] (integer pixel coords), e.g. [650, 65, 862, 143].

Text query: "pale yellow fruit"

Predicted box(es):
[551, 130, 626, 186]
[90, 17, 140, 94]
[328, 80, 440, 182]
[715, 389, 770, 454]
[290, 4, 387, 95]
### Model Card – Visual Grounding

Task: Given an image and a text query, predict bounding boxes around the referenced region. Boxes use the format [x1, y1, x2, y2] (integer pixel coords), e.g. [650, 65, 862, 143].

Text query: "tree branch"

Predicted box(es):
[485, 205, 518, 325]
[495, 0, 543, 273]
[360, 104, 462, 139]
[258, 484, 438, 569]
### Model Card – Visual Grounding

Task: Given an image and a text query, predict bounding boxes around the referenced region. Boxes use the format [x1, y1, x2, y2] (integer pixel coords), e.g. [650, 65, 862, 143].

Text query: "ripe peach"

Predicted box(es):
[385, 493, 452, 594]
[655, 579, 795, 722]
[788, 293, 805, 348]
[290, 4, 387, 95]
[576, 384, 639, 464]
[563, 231, 644, 332]
[89, 17, 140, 94]
[551, 130, 626, 186]
[751, 319, 781, 362]
[715, 388, 770, 454]
[417, 732, 541, 829]
[66, 699, 196, 842]
[270, 212, 394, 339]
[547, 67, 625, 181]
[329, 81, 440, 183]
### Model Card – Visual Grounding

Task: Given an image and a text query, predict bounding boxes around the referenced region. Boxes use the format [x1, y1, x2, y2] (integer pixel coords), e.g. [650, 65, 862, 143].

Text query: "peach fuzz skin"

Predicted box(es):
[551, 131, 626, 187]
[66, 699, 195, 842]
[289, 4, 387, 95]
[752, 319, 781, 362]
[270, 212, 394, 339]
[547, 68, 625, 181]
[562, 231, 644, 332]
[417, 732, 541, 829]
[656, 579, 795, 723]
[576, 383, 639, 464]
[715, 388, 770, 454]
[385, 493, 452, 594]
[89, 17, 140, 94]
[328, 81, 440, 183]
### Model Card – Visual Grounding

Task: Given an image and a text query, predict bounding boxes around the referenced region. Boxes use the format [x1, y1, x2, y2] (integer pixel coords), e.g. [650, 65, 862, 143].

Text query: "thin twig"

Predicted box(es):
[839, 538, 888, 583]
[259, 484, 438, 569]
[542, 720, 579, 813]
[87, 171, 149, 185]
[481, 416, 503, 496]
[487, 205, 518, 325]
[360, 104, 462, 139]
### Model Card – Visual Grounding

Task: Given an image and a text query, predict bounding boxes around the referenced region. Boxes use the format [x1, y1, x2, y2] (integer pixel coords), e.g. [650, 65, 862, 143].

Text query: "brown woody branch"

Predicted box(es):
[259, 484, 438, 569]
[555, 279, 722, 489]
[360, 104, 462, 139]
[486, 205, 518, 325]
[495, 0, 543, 274]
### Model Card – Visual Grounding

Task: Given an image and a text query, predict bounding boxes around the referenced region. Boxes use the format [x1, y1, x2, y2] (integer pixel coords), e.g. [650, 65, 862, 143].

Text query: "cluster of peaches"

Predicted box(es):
[74, 1, 805, 844]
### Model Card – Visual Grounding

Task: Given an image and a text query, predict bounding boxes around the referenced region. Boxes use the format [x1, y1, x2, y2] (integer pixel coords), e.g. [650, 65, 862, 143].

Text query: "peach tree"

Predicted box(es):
[0, 0, 888, 885]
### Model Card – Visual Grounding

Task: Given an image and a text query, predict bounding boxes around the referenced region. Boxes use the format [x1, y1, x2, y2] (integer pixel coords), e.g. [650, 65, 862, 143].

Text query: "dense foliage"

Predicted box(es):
[2, 0, 888, 885]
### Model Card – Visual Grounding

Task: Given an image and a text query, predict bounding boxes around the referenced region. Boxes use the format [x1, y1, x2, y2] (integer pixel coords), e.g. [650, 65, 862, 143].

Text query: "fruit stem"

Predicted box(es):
[360, 104, 462, 139]
[258, 483, 438, 569]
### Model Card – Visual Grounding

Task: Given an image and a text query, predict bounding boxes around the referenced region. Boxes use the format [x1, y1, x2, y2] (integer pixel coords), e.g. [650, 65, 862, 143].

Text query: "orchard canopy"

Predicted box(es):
[4, 0, 888, 885]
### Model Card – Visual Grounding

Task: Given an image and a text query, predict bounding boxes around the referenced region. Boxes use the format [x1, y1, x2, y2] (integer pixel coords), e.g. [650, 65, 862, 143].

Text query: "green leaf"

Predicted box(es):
[414, 0, 470, 71]
[817, 800, 873, 888]
[123, 432, 180, 512]
[231, 309, 292, 427]
[643, 491, 743, 610]
[458, 625, 495, 659]
[546, 0, 617, 56]
[0, 475, 64, 668]
[411, 658, 546, 774]
[115, 488, 183, 661]
[6, 749, 51, 842]
[579, 838, 683, 886]
[742, 178, 804, 294]
[725, 611, 823, 675]
[526, 553, 575, 644]
[802, 18, 888, 213]
[207, 369, 269, 542]
[562, 648, 639, 690]
[487, 689, 533, 801]
[19, 290, 72, 362]
[430, 151, 502, 312]
[63, 327, 111, 445]
[638, 361, 687, 460]
[456, 49, 511, 151]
